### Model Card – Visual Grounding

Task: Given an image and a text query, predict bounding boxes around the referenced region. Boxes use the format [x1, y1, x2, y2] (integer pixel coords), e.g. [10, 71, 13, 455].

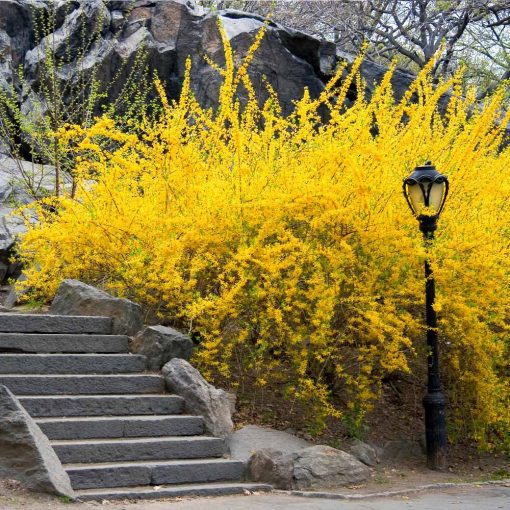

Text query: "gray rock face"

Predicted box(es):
[162, 358, 233, 439]
[248, 444, 370, 490]
[3, 273, 27, 309]
[0, 0, 358, 124]
[247, 448, 292, 489]
[0, 157, 59, 285]
[50, 279, 143, 335]
[2, 0, 500, 157]
[130, 324, 193, 370]
[347, 439, 381, 467]
[0, 384, 74, 497]
[228, 424, 311, 462]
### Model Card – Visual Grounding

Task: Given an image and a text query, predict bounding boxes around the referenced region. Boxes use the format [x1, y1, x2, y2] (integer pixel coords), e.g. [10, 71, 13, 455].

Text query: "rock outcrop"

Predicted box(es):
[0, 0, 416, 135]
[227, 424, 311, 462]
[0, 156, 60, 285]
[247, 444, 371, 490]
[50, 279, 143, 335]
[162, 358, 233, 439]
[130, 324, 193, 370]
[0, 384, 74, 497]
[347, 438, 381, 467]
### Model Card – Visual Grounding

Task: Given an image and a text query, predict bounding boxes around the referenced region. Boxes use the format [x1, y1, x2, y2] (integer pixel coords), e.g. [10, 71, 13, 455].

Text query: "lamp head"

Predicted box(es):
[403, 161, 449, 233]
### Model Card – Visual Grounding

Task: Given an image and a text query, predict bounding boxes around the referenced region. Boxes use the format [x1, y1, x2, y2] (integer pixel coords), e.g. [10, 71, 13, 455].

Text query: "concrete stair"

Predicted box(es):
[0, 314, 271, 500]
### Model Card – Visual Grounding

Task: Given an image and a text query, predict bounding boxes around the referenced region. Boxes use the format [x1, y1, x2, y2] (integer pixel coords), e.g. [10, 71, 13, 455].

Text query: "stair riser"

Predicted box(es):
[54, 439, 225, 463]
[0, 375, 164, 395]
[39, 417, 204, 439]
[20, 396, 183, 417]
[67, 461, 245, 489]
[75, 483, 272, 501]
[0, 334, 128, 353]
[0, 355, 146, 374]
[0, 315, 112, 334]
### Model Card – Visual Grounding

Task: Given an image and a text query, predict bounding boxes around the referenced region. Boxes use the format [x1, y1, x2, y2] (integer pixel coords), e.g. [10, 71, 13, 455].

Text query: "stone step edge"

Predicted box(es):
[35, 414, 197, 423]
[73, 482, 272, 501]
[64, 458, 244, 469]
[0, 314, 112, 319]
[51, 436, 224, 446]
[0, 353, 143, 357]
[0, 333, 129, 353]
[0, 333, 127, 337]
[19, 394, 175, 399]
[0, 315, 113, 334]
[0, 374, 161, 378]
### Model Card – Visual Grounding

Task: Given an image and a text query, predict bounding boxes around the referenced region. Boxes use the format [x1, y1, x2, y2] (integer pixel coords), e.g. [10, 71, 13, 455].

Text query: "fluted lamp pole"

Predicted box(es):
[403, 161, 449, 471]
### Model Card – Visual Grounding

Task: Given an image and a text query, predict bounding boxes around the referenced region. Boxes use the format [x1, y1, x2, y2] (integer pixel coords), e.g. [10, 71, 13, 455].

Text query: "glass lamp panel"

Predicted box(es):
[407, 183, 426, 214]
[428, 181, 446, 213]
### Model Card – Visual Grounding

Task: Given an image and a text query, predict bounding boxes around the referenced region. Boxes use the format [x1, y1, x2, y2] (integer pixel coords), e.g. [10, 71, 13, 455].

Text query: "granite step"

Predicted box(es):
[65, 458, 245, 489]
[52, 436, 225, 464]
[0, 374, 164, 395]
[0, 314, 112, 334]
[19, 395, 184, 417]
[1, 312, 272, 499]
[0, 354, 146, 374]
[74, 482, 272, 501]
[37, 415, 204, 439]
[0, 333, 128, 353]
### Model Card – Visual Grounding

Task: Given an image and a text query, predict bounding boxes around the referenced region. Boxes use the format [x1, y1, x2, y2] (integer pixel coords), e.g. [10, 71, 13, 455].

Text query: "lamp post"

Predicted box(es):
[403, 161, 449, 471]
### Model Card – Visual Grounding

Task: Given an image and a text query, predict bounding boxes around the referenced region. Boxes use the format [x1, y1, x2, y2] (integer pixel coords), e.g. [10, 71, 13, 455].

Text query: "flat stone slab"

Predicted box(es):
[0, 374, 165, 395]
[20, 395, 184, 417]
[74, 482, 272, 501]
[52, 436, 225, 463]
[0, 314, 112, 334]
[0, 333, 129, 353]
[227, 425, 311, 462]
[65, 458, 245, 489]
[0, 354, 146, 374]
[37, 415, 204, 440]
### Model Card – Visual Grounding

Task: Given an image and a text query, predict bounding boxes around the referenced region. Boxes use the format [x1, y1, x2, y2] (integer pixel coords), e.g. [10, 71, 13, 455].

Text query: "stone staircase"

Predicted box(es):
[0, 314, 270, 501]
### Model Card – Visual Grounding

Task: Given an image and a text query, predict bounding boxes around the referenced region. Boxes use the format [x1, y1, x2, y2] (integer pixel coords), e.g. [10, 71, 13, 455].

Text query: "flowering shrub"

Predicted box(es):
[17, 25, 510, 447]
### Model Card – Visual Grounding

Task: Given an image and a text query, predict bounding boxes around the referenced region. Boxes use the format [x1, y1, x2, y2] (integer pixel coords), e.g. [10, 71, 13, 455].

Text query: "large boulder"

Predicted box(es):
[0, 385, 74, 497]
[162, 358, 233, 439]
[130, 324, 193, 370]
[227, 425, 311, 462]
[248, 444, 371, 490]
[50, 279, 143, 335]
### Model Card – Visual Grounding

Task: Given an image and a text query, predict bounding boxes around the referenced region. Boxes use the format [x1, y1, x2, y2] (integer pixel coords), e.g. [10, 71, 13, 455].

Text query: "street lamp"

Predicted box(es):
[403, 161, 449, 471]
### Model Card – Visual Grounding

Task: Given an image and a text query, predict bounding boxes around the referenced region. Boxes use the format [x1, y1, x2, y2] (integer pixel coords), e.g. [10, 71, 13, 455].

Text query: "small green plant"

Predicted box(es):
[0, 1, 152, 200]
[490, 467, 510, 480]
[21, 297, 46, 311]
[374, 473, 390, 485]
[57, 495, 73, 504]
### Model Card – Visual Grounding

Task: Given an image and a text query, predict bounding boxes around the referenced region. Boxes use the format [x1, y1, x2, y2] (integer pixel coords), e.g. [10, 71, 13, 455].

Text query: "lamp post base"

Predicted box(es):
[423, 391, 447, 470]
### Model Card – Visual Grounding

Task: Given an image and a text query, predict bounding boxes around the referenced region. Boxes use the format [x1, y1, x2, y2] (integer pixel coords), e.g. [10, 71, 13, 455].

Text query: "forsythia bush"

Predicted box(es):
[17, 25, 510, 447]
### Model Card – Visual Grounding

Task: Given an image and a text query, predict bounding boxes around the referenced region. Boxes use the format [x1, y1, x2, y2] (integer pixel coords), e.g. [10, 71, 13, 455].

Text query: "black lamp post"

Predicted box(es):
[403, 161, 449, 471]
